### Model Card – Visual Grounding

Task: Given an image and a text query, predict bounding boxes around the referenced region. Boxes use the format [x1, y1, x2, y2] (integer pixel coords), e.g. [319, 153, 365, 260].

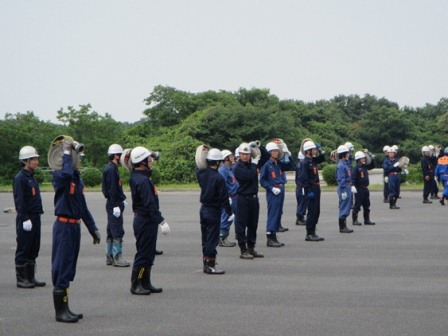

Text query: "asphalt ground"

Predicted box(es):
[0, 190, 447, 336]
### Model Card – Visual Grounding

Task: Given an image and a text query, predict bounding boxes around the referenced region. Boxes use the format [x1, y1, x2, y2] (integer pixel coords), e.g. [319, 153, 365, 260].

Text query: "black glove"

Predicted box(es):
[90, 230, 101, 244]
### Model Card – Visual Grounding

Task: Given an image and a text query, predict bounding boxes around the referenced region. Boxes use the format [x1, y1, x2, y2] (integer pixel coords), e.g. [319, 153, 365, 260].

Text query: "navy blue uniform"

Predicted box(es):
[13, 168, 44, 265]
[51, 154, 98, 289]
[336, 160, 353, 219]
[352, 159, 375, 213]
[421, 155, 435, 200]
[130, 169, 164, 269]
[297, 153, 325, 231]
[295, 159, 308, 219]
[260, 157, 295, 233]
[218, 164, 239, 236]
[234, 159, 260, 247]
[197, 168, 231, 259]
[382, 155, 389, 201]
[102, 162, 127, 239]
[383, 157, 402, 200]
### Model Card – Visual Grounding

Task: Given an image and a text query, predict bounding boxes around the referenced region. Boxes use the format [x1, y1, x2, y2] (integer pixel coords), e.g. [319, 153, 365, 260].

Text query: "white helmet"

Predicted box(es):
[207, 148, 223, 161]
[266, 142, 280, 152]
[428, 145, 435, 150]
[234, 148, 240, 157]
[344, 142, 354, 151]
[303, 140, 316, 151]
[19, 146, 39, 160]
[354, 151, 366, 160]
[238, 142, 251, 154]
[108, 144, 124, 155]
[383, 145, 390, 152]
[221, 149, 232, 160]
[130, 146, 151, 164]
[391, 145, 398, 151]
[422, 146, 430, 154]
[388, 147, 397, 153]
[337, 145, 349, 154]
[298, 152, 305, 159]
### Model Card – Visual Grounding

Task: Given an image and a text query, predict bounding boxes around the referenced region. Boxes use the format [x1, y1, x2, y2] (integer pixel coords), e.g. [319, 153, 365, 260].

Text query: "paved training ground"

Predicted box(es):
[0, 190, 447, 336]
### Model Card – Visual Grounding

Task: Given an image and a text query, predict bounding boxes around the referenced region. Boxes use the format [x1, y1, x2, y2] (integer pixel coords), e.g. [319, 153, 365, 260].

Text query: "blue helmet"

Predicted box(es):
[444, 147, 448, 154]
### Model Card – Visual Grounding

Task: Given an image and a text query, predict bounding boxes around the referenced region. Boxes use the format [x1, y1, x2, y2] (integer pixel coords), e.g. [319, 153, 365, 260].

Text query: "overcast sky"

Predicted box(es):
[1, 0, 447, 123]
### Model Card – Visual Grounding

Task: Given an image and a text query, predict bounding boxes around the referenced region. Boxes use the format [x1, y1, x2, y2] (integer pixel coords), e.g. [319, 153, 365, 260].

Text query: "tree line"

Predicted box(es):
[1, 85, 447, 184]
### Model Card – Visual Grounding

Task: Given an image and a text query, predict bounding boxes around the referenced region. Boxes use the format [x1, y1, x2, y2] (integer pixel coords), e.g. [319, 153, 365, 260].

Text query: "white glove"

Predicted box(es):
[404, 169, 409, 175]
[272, 187, 281, 195]
[23, 219, 32, 231]
[160, 221, 170, 235]
[228, 197, 232, 206]
[351, 186, 357, 194]
[228, 213, 235, 222]
[393, 162, 400, 168]
[113, 207, 121, 218]
[252, 155, 260, 165]
[123, 201, 128, 208]
[341, 192, 347, 201]
[384, 176, 389, 183]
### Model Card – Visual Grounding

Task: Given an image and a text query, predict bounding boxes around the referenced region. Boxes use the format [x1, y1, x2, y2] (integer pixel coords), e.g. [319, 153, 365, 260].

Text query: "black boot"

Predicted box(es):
[266, 234, 283, 247]
[423, 198, 433, 204]
[278, 225, 289, 232]
[363, 210, 376, 225]
[239, 244, 254, 259]
[339, 218, 353, 233]
[53, 288, 79, 323]
[248, 244, 264, 258]
[295, 215, 305, 226]
[26, 261, 46, 287]
[390, 197, 400, 209]
[352, 211, 362, 226]
[305, 228, 324, 241]
[130, 267, 151, 295]
[204, 258, 225, 274]
[142, 266, 163, 293]
[15, 264, 34, 288]
[155, 249, 163, 255]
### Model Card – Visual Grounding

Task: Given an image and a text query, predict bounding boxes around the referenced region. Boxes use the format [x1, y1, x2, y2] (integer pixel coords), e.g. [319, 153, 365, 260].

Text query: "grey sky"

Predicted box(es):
[1, 0, 447, 123]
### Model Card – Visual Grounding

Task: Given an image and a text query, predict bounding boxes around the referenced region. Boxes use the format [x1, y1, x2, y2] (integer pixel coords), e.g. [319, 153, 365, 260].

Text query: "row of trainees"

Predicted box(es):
[13, 142, 170, 323]
[204, 139, 379, 266]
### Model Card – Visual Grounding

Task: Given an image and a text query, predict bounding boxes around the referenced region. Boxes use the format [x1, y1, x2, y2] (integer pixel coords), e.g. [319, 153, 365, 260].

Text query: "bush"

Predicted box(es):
[82, 167, 102, 187]
[322, 164, 337, 186]
[404, 163, 422, 184]
[34, 168, 45, 184]
[151, 167, 161, 185]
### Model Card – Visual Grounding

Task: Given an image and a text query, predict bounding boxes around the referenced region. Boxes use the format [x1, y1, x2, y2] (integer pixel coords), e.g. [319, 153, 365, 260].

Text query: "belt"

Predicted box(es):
[312, 182, 320, 186]
[389, 172, 398, 175]
[57, 217, 80, 224]
[240, 194, 257, 198]
[273, 184, 284, 187]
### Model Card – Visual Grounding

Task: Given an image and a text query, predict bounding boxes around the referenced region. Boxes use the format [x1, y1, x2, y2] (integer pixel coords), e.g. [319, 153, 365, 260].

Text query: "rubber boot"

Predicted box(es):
[106, 238, 113, 265]
[26, 261, 46, 287]
[295, 215, 305, 226]
[363, 210, 376, 225]
[142, 266, 162, 293]
[15, 264, 34, 288]
[248, 244, 264, 258]
[390, 197, 400, 209]
[64, 288, 83, 319]
[305, 228, 324, 241]
[266, 234, 283, 247]
[339, 218, 353, 233]
[112, 239, 130, 267]
[422, 198, 433, 204]
[239, 244, 254, 259]
[352, 211, 362, 225]
[219, 236, 236, 247]
[53, 288, 79, 323]
[204, 258, 225, 274]
[130, 267, 151, 295]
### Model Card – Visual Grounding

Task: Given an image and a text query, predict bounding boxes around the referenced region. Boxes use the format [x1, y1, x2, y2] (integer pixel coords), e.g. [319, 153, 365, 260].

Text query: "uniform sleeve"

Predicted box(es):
[140, 181, 164, 224]
[259, 163, 271, 191]
[336, 164, 346, 191]
[13, 175, 29, 221]
[218, 176, 232, 216]
[298, 160, 310, 191]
